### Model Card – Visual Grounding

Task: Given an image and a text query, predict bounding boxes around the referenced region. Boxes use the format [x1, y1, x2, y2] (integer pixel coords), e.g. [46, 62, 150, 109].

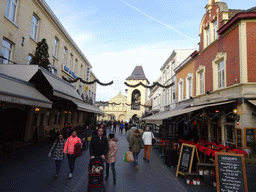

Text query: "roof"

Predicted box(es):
[126, 66, 149, 84]
[228, 7, 256, 19]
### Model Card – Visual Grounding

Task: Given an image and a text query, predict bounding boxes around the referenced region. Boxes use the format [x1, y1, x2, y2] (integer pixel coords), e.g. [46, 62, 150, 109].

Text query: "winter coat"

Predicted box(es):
[90, 135, 109, 157]
[63, 136, 82, 155]
[129, 132, 142, 153]
[105, 139, 118, 164]
[49, 139, 66, 160]
[84, 129, 92, 138]
[142, 131, 154, 145]
[127, 127, 137, 144]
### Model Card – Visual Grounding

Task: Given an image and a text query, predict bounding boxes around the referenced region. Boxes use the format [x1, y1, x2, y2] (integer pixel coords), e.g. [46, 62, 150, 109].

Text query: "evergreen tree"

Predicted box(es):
[30, 38, 50, 70]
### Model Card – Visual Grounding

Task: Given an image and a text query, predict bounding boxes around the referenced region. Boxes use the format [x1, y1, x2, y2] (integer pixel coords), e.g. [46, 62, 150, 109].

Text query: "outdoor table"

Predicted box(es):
[156, 143, 170, 158]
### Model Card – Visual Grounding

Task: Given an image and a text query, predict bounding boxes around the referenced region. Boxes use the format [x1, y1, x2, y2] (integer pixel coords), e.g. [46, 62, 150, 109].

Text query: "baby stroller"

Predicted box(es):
[87, 157, 105, 192]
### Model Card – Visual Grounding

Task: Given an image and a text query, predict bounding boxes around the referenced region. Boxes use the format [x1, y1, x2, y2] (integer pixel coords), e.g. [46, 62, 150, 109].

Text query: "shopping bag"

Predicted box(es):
[126, 151, 134, 162]
[87, 136, 91, 141]
[124, 152, 128, 162]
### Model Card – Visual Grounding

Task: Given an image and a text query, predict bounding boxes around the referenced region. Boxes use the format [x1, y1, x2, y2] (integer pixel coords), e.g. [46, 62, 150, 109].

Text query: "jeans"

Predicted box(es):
[106, 162, 116, 181]
[55, 160, 62, 175]
[144, 145, 152, 160]
[67, 154, 77, 173]
[133, 153, 139, 165]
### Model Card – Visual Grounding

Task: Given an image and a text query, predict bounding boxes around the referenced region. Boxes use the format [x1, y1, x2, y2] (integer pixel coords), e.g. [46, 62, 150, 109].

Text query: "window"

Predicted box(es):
[74, 59, 78, 72]
[63, 47, 67, 64]
[5, 0, 18, 22]
[213, 19, 218, 41]
[30, 15, 39, 41]
[53, 37, 59, 58]
[69, 54, 73, 68]
[199, 71, 204, 94]
[217, 60, 225, 88]
[1, 39, 13, 64]
[186, 74, 193, 99]
[178, 79, 184, 101]
[80, 65, 83, 78]
[28, 54, 32, 64]
[206, 27, 210, 46]
[172, 83, 176, 102]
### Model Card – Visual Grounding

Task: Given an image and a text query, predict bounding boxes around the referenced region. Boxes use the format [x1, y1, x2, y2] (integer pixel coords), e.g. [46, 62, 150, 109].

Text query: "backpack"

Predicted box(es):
[74, 142, 82, 157]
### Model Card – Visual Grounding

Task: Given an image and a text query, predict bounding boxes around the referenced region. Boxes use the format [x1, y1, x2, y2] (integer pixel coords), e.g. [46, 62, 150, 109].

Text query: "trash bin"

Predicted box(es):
[165, 149, 178, 167]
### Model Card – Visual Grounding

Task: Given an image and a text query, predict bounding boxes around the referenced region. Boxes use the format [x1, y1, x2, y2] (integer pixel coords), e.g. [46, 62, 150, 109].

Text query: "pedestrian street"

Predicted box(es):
[0, 128, 217, 192]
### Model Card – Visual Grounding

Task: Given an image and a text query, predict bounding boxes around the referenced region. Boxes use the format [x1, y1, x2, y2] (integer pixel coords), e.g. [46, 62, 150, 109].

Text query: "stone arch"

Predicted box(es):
[118, 114, 126, 122]
[131, 89, 141, 110]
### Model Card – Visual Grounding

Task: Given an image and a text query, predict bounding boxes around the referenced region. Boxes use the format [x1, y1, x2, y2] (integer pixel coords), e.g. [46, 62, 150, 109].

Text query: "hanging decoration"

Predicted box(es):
[62, 76, 113, 86]
[100, 101, 122, 105]
[124, 81, 174, 88]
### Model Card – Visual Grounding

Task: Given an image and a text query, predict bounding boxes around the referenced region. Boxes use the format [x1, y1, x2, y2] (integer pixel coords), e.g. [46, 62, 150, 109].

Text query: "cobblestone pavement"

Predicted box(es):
[2, 129, 254, 192]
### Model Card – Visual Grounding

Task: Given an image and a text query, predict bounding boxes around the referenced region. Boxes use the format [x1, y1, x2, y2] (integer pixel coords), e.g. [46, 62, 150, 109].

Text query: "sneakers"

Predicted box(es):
[135, 165, 139, 171]
[54, 175, 58, 179]
[68, 173, 72, 179]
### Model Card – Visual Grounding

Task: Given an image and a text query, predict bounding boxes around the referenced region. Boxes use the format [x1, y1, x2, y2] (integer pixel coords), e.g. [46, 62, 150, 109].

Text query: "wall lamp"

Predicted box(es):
[232, 108, 240, 122]
[35, 107, 40, 112]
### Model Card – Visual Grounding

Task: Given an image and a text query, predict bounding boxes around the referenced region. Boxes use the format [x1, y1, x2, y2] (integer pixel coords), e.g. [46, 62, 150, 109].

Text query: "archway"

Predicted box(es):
[131, 89, 141, 110]
[118, 114, 126, 122]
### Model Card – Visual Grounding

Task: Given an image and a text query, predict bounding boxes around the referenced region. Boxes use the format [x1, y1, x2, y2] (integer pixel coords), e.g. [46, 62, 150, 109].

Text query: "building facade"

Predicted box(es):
[0, 0, 102, 143]
[97, 65, 149, 122]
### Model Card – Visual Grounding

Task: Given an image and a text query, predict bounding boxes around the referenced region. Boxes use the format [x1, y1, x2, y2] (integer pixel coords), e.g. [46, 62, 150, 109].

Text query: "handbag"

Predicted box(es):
[124, 151, 134, 162]
[151, 133, 155, 145]
[87, 136, 91, 141]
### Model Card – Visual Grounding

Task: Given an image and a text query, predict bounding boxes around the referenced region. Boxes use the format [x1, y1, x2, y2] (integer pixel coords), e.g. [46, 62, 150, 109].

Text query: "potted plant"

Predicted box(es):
[199, 168, 203, 175]
[186, 176, 190, 184]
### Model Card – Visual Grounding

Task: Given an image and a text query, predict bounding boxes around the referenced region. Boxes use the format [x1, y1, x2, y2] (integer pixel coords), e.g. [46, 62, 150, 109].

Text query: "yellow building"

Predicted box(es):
[0, 0, 102, 143]
[98, 66, 149, 122]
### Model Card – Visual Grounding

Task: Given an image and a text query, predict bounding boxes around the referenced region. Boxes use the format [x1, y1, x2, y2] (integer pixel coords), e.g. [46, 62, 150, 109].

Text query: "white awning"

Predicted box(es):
[143, 100, 236, 124]
[0, 73, 52, 108]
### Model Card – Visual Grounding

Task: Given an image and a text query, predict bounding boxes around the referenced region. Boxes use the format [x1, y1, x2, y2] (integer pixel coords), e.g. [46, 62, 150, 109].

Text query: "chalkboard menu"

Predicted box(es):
[37, 126, 45, 142]
[236, 129, 242, 148]
[215, 152, 248, 192]
[176, 144, 197, 177]
[245, 128, 254, 148]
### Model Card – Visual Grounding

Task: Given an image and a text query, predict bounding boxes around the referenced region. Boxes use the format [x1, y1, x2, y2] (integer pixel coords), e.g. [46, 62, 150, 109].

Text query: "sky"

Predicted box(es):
[45, 0, 255, 101]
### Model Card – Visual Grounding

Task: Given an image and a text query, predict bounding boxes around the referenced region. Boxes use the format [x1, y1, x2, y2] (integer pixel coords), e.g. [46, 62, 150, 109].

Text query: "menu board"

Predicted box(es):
[176, 144, 196, 177]
[215, 152, 248, 192]
[236, 129, 242, 148]
[245, 129, 254, 147]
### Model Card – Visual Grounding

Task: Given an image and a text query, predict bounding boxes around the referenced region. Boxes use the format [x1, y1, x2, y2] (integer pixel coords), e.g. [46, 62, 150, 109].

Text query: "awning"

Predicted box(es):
[72, 100, 104, 114]
[0, 73, 52, 108]
[248, 100, 256, 106]
[38, 68, 83, 101]
[143, 100, 236, 124]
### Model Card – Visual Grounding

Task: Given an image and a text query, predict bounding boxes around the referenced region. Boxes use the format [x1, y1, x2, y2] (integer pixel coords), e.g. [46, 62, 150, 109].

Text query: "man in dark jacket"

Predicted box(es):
[63, 123, 73, 139]
[90, 127, 108, 160]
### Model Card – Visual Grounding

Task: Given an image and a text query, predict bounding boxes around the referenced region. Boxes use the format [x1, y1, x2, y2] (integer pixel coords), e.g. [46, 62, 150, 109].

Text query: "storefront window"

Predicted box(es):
[225, 125, 235, 146]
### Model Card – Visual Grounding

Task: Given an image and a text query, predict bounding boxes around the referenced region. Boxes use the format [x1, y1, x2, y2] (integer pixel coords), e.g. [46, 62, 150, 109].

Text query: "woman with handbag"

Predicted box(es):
[105, 133, 118, 184]
[63, 131, 82, 179]
[48, 134, 66, 178]
[128, 129, 142, 171]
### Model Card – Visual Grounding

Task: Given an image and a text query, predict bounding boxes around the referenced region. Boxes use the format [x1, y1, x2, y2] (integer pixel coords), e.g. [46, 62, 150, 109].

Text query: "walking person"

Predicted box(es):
[113, 121, 117, 132]
[142, 127, 155, 163]
[63, 123, 73, 139]
[63, 131, 82, 179]
[48, 134, 66, 178]
[120, 122, 124, 134]
[128, 129, 142, 171]
[125, 122, 129, 133]
[84, 125, 92, 149]
[90, 127, 108, 160]
[105, 133, 118, 185]
[127, 124, 137, 145]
